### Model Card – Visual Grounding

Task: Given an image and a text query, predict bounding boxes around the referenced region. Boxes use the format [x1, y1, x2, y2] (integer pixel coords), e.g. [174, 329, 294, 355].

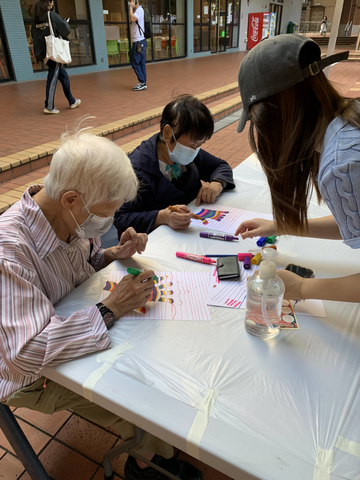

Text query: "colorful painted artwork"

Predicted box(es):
[100, 270, 211, 321]
[190, 204, 272, 236]
[193, 208, 230, 225]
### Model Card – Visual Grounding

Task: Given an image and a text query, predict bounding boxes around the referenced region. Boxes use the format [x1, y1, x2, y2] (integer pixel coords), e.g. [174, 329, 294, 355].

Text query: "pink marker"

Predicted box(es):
[237, 253, 254, 261]
[176, 252, 216, 265]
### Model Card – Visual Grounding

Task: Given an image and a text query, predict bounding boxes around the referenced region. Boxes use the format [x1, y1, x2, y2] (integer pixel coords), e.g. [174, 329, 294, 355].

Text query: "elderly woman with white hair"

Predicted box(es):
[0, 131, 202, 480]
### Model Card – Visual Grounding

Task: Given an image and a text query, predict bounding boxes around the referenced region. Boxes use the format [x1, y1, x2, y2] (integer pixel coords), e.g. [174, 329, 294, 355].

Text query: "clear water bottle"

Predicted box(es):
[245, 248, 285, 339]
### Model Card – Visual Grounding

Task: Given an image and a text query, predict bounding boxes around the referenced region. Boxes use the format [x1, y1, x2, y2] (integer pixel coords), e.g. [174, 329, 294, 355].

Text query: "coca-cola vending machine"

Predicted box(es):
[247, 12, 276, 50]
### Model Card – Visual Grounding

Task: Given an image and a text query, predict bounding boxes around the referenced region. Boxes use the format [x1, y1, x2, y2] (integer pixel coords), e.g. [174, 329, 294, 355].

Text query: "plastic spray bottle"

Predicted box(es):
[245, 247, 285, 339]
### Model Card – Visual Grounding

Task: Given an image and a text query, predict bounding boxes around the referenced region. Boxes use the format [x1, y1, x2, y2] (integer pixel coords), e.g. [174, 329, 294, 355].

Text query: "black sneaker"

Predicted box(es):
[124, 454, 203, 480]
[124, 455, 168, 480]
[133, 83, 147, 91]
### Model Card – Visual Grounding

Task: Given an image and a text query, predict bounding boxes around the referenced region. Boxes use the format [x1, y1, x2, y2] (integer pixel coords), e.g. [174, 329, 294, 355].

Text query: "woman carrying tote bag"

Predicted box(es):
[31, 0, 81, 114]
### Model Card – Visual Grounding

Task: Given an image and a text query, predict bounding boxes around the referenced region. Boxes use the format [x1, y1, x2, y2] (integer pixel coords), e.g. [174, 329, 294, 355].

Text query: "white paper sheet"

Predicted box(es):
[190, 204, 272, 236]
[100, 270, 211, 321]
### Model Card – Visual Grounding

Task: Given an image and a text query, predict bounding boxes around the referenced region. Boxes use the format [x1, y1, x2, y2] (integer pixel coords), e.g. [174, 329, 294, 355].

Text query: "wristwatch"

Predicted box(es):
[212, 178, 227, 190]
[96, 302, 116, 330]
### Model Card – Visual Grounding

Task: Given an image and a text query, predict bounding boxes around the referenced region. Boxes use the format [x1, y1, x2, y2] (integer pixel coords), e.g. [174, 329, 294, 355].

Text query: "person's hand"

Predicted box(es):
[104, 228, 148, 264]
[116, 227, 147, 257]
[128, 1, 136, 8]
[156, 205, 192, 230]
[102, 270, 155, 318]
[196, 181, 223, 206]
[276, 270, 305, 301]
[235, 218, 277, 239]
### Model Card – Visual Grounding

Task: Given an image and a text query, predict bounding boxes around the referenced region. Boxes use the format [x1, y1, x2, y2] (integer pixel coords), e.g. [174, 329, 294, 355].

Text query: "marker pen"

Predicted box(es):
[200, 232, 238, 242]
[168, 206, 205, 222]
[243, 256, 251, 269]
[251, 252, 262, 265]
[237, 253, 254, 261]
[266, 235, 277, 244]
[256, 237, 267, 247]
[205, 254, 237, 258]
[127, 267, 159, 283]
[176, 252, 216, 265]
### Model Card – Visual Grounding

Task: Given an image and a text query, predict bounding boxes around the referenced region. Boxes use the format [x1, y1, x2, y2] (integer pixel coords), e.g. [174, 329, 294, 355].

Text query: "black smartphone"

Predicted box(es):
[285, 263, 314, 278]
[216, 256, 240, 280]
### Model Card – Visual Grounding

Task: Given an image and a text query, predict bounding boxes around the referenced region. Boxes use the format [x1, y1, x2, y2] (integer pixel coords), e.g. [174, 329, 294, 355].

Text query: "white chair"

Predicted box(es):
[154, 37, 163, 59]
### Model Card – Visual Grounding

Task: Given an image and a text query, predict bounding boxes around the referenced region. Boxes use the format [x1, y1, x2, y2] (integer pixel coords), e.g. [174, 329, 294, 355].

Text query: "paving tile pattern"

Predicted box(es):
[1, 49, 360, 480]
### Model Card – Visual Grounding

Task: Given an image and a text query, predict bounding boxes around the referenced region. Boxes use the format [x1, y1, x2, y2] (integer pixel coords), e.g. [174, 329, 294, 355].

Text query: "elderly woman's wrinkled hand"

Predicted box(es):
[116, 227, 148, 257]
[103, 269, 155, 318]
[196, 181, 223, 206]
[104, 227, 148, 264]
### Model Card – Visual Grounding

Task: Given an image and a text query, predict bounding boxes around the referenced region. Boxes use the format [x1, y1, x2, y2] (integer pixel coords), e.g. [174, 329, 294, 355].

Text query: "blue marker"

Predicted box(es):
[256, 237, 267, 247]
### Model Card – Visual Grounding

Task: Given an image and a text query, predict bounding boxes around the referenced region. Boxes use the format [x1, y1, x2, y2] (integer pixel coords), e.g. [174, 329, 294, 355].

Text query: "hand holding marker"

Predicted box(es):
[127, 267, 159, 284]
[168, 205, 207, 223]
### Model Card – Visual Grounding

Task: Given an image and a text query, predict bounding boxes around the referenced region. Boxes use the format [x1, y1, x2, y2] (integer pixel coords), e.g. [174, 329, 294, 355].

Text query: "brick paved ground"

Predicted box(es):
[1, 48, 360, 480]
[1, 45, 359, 159]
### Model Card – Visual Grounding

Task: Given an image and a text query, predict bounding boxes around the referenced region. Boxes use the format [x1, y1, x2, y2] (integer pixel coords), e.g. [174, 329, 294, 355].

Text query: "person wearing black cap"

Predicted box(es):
[234, 34, 360, 304]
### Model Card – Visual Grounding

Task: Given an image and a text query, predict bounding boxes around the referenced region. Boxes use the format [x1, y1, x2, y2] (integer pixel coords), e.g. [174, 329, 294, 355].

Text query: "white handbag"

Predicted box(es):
[44, 11, 72, 64]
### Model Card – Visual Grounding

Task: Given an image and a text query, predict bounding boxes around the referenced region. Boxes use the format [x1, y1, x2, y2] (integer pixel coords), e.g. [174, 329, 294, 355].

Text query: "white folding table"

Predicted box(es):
[43, 154, 360, 480]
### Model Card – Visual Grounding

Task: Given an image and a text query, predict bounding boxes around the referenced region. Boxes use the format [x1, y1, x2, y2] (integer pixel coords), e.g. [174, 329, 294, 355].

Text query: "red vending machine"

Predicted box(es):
[247, 12, 276, 50]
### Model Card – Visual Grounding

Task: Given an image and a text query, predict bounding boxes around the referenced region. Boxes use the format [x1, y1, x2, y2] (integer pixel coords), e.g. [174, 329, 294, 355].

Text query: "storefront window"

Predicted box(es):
[104, 0, 185, 67]
[194, 0, 211, 52]
[0, 11, 12, 82]
[194, 0, 239, 53]
[21, 0, 94, 72]
[151, 0, 185, 60]
[103, 0, 131, 66]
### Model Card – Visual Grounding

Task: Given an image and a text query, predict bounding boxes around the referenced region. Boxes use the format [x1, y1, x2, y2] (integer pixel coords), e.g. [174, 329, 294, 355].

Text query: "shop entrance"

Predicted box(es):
[269, 3, 282, 36]
[0, 10, 13, 82]
[194, 0, 239, 53]
[210, 0, 226, 53]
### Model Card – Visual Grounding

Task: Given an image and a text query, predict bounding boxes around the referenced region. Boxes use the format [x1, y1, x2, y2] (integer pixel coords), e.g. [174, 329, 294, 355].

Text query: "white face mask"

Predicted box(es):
[167, 132, 201, 166]
[70, 198, 114, 239]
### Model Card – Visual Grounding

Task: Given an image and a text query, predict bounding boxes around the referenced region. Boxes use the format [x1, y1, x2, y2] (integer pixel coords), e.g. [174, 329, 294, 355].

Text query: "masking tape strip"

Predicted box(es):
[186, 388, 220, 460]
[313, 447, 334, 480]
[82, 342, 133, 402]
[336, 436, 360, 458]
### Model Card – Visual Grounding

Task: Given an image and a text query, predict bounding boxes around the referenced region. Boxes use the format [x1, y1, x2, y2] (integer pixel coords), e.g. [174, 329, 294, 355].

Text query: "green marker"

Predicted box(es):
[266, 236, 277, 244]
[127, 267, 158, 283]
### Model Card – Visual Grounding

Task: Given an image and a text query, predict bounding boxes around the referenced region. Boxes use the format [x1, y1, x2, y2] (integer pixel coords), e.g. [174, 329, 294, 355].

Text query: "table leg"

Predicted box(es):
[102, 426, 180, 480]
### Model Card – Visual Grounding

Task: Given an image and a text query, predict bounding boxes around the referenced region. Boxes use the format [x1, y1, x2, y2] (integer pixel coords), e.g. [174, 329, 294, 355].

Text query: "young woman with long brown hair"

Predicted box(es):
[235, 35, 360, 303]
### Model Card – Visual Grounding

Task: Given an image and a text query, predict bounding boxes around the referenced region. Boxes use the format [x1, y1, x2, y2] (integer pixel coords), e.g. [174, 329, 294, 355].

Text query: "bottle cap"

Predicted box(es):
[259, 247, 277, 279]
[262, 248, 277, 261]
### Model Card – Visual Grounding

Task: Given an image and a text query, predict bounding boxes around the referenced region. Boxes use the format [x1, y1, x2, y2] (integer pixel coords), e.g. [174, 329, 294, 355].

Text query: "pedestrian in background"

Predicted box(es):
[128, 0, 147, 91]
[31, 0, 81, 114]
[320, 16, 328, 36]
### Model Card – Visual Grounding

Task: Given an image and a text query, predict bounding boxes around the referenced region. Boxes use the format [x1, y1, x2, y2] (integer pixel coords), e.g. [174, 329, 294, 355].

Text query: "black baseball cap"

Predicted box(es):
[237, 34, 349, 133]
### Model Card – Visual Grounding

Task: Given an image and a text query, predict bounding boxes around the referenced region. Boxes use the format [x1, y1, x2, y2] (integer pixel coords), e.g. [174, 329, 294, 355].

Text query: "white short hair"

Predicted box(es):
[44, 132, 138, 208]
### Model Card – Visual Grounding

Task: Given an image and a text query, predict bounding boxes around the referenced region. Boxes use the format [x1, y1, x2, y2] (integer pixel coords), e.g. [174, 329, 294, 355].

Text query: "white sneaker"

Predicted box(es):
[133, 83, 147, 91]
[43, 108, 60, 114]
[70, 99, 81, 109]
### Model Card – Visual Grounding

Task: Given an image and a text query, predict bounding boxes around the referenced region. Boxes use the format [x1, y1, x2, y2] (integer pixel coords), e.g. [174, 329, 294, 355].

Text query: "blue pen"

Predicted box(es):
[205, 254, 238, 257]
[256, 237, 267, 247]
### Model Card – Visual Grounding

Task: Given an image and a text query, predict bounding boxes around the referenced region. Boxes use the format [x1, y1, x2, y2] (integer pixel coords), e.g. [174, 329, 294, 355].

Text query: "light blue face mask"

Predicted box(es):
[70, 197, 114, 239]
[167, 132, 201, 166]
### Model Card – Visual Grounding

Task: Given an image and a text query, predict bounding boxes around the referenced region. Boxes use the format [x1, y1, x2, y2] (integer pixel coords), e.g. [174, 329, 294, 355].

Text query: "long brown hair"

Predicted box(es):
[249, 72, 360, 235]
[32, 0, 50, 23]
